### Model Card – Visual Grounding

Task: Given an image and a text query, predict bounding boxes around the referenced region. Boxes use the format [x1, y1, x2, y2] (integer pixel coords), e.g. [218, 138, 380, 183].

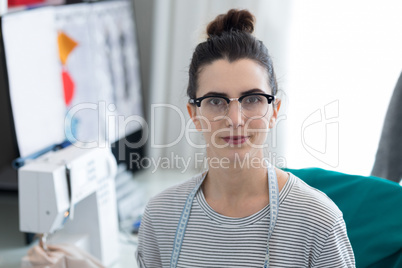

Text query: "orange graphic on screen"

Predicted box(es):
[58, 32, 78, 65]
[57, 31, 78, 106]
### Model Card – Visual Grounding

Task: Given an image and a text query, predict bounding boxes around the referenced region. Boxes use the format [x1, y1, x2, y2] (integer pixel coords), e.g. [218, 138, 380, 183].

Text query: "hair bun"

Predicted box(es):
[207, 9, 255, 38]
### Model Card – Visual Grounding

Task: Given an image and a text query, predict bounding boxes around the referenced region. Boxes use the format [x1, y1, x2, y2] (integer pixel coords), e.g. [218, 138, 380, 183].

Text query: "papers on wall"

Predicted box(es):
[2, 1, 143, 157]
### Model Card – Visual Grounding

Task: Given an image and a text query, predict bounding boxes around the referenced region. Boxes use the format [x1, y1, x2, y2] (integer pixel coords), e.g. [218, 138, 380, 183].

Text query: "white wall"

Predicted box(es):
[283, 0, 402, 175]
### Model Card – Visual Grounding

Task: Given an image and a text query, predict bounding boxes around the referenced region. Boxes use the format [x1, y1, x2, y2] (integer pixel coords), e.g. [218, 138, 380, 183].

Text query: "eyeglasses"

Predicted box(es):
[189, 93, 275, 122]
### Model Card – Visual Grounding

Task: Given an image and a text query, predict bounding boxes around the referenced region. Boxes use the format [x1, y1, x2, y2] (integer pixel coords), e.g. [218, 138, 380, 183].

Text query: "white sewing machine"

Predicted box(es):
[18, 145, 119, 266]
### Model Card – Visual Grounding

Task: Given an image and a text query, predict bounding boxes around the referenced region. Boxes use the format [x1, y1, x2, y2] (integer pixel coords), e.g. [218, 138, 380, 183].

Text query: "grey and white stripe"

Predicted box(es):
[136, 173, 355, 267]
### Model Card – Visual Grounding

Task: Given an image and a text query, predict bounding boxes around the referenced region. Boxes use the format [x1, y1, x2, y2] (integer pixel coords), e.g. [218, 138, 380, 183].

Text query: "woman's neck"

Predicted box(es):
[201, 162, 270, 217]
[204, 164, 268, 198]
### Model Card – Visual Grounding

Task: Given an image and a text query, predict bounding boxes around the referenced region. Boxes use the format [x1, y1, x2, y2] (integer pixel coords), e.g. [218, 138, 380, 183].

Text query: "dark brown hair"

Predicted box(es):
[187, 9, 278, 100]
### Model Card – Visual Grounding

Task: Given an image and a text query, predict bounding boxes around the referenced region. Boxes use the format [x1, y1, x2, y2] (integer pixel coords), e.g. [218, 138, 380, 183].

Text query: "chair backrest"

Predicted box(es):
[284, 167, 402, 268]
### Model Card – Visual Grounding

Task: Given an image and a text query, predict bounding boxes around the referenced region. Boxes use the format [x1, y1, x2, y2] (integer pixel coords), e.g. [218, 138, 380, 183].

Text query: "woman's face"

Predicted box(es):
[187, 59, 280, 163]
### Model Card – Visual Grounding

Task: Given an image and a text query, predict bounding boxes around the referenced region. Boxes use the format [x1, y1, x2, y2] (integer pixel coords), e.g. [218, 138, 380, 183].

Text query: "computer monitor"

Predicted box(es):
[0, 0, 145, 191]
[0, 31, 19, 191]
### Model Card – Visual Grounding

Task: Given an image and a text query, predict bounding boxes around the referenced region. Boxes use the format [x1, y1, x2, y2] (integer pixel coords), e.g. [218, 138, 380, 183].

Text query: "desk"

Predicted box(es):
[0, 168, 195, 267]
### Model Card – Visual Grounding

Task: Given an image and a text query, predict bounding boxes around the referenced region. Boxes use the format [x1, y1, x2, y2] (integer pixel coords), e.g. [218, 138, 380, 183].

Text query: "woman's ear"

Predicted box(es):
[269, 98, 281, 129]
[187, 103, 202, 131]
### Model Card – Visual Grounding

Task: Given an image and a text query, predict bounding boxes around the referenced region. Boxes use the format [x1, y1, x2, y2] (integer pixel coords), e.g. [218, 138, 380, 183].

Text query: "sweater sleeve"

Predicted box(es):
[135, 205, 163, 268]
[312, 216, 356, 268]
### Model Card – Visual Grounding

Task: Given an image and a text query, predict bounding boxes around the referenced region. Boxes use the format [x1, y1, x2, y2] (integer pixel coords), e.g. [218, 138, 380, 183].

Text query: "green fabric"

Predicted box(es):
[367, 248, 402, 268]
[283, 168, 402, 268]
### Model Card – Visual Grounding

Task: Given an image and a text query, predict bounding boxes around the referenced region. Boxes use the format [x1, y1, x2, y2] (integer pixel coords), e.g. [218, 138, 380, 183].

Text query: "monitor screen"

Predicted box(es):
[0, 0, 144, 190]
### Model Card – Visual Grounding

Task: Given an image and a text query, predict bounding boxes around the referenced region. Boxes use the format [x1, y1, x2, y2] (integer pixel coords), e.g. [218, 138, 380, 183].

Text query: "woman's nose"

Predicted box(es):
[225, 101, 244, 127]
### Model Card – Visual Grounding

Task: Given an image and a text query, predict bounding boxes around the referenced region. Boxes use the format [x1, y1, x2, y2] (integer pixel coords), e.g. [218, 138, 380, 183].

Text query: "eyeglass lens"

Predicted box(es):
[200, 95, 269, 121]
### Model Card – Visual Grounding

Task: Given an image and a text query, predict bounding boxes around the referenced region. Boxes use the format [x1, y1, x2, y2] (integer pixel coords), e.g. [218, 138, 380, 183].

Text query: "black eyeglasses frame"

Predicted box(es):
[189, 93, 275, 107]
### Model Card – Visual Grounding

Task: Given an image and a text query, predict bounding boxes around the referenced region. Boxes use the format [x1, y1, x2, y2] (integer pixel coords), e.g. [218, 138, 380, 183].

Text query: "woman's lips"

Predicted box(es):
[221, 136, 249, 145]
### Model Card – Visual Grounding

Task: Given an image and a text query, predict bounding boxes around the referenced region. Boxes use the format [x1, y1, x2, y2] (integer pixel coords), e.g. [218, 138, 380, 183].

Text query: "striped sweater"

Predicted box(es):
[136, 172, 355, 267]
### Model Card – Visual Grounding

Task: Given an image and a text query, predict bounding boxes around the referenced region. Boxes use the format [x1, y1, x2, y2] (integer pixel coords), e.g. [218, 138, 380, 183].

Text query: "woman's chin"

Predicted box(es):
[207, 148, 259, 168]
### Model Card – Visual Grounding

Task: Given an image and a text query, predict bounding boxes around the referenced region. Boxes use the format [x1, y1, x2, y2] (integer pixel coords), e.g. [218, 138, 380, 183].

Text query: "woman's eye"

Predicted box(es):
[245, 96, 261, 103]
[209, 98, 223, 105]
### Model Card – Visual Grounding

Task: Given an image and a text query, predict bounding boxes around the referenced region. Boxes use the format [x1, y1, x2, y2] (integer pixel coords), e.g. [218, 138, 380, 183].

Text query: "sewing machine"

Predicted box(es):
[18, 145, 119, 266]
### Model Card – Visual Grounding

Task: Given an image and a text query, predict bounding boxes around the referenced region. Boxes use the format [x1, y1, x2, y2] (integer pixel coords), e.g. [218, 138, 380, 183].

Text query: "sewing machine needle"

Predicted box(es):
[39, 233, 49, 251]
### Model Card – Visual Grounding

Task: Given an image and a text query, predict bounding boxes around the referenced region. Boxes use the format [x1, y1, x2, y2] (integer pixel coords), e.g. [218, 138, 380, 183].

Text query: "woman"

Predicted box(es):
[136, 9, 355, 267]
